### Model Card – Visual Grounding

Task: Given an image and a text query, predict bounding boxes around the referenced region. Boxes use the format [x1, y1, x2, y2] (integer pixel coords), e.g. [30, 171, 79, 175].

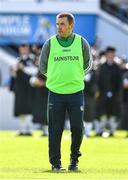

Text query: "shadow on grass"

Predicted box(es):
[0, 167, 82, 174]
[42, 170, 82, 173]
[1, 167, 127, 174]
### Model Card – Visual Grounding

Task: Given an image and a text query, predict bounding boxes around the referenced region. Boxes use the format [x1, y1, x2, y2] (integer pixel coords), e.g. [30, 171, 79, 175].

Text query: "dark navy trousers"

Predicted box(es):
[48, 90, 84, 166]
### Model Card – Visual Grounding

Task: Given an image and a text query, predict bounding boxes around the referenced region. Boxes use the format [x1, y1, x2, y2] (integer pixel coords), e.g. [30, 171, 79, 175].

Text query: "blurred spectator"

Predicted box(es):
[11, 44, 37, 136]
[31, 44, 41, 66]
[30, 71, 48, 136]
[95, 46, 122, 137]
[83, 70, 97, 137]
[29, 44, 48, 136]
[121, 62, 128, 137]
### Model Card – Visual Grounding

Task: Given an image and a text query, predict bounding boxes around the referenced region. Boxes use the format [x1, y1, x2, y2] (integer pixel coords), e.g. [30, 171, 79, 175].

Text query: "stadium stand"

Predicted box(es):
[101, 0, 128, 23]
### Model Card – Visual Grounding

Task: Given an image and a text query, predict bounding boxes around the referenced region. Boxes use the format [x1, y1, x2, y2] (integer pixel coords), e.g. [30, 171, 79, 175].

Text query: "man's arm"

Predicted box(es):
[81, 37, 92, 74]
[39, 39, 50, 76]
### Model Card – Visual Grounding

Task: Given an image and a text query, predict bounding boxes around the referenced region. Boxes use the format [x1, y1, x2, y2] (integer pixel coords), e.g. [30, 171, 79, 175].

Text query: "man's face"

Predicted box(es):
[19, 46, 29, 56]
[56, 17, 73, 37]
[106, 51, 115, 62]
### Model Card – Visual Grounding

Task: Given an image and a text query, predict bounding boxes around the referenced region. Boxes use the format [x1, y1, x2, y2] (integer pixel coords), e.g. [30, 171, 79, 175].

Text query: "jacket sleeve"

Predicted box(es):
[39, 39, 50, 76]
[81, 37, 92, 74]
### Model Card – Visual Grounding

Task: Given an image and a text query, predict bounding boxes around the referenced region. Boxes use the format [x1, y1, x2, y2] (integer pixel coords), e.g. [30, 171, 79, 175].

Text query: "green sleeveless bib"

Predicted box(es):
[46, 34, 84, 94]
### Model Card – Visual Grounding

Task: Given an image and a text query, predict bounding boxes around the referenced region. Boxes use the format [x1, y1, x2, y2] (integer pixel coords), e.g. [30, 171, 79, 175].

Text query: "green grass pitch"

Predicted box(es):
[0, 131, 128, 180]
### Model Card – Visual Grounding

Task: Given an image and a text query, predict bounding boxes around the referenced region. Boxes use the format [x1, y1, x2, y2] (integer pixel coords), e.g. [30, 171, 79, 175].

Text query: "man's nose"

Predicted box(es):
[58, 27, 61, 31]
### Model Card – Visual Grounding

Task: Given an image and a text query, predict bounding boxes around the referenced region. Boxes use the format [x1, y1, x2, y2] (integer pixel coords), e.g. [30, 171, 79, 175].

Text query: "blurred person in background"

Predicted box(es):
[10, 44, 37, 136]
[31, 44, 41, 61]
[30, 71, 48, 137]
[39, 12, 92, 171]
[121, 61, 128, 137]
[83, 69, 97, 137]
[92, 51, 106, 136]
[30, 44, 49, 136]
[84, 45, 102, 135]
[96, 47, 122, 137]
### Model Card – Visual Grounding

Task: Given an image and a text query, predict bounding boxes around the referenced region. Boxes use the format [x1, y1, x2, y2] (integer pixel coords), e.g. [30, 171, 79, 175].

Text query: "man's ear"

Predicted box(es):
[70, 22, 74, 30]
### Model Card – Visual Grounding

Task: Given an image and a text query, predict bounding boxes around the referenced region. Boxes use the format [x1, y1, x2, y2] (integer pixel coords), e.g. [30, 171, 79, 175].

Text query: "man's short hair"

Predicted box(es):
[56, 12, 75, 25]
[19, 44, 29, 48]
[105, 46, 116, 53]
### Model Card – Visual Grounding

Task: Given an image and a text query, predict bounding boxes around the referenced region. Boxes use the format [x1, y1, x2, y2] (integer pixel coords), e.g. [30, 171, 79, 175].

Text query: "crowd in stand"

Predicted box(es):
[9, 43, 128, 138]
[101, 0, 128, 23]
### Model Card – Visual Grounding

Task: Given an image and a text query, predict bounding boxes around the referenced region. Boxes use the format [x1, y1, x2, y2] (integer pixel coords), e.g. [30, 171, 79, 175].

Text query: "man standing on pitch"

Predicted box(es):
[39, 12, 92, 171]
